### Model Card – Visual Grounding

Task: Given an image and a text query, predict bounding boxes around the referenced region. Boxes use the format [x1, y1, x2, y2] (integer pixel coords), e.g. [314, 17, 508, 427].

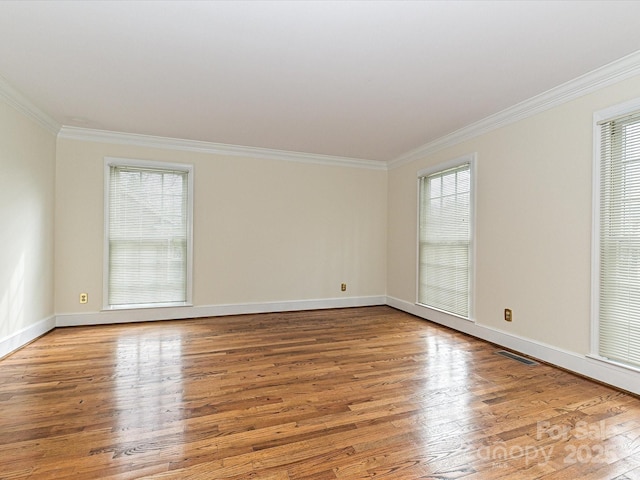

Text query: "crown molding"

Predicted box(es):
[58, 126, 387, 171]
[389, 50, 640, 169]
[0, 74, 60, 135]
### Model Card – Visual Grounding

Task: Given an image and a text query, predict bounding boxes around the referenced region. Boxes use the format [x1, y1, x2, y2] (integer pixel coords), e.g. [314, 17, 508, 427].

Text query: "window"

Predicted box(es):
[417, 155, 475, 318]
[104, 158, 193, 309]
[594, 101, 640, 369]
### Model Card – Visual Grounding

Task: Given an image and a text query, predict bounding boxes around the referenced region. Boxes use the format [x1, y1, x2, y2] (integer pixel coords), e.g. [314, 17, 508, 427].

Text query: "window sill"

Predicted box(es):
[103, 302, 193, 311]
[586, 354, 640, 374]
[415, 302, 473, 322]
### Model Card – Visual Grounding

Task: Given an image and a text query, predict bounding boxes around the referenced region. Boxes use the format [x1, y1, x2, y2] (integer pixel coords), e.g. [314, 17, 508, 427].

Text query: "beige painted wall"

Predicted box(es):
[55, 139, 387, 314]
[0, 101, 56, 341]
[387, 74, 640, 356]
[5, 60, 638, 378]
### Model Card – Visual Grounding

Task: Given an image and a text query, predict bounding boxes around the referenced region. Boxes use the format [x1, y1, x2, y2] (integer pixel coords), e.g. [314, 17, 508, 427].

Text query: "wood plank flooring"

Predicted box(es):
[1, 306, 639, 479]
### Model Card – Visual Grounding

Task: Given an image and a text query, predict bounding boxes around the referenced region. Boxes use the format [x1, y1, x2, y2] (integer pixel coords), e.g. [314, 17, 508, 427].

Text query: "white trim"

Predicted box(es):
[58, 126, 386, 171]
[591, 110, 602, 357]
[416, 153, 475, 178]
[55, 295, 386, 327]
[591, 97, 640, 366]
[390, 50, 640, 169]
[2, 50, 639, 168]
[105, 301, 193, 311]
[416, 154, 477, 319]
[103, 157, 194, 310]
[387, 296, 640, 396]
[586, 353, 640, 375]
[469, 156, 478, 321]
[593, 96, 640, 124]
[0, 74, 60, 135]
[0, 315, 56, 359]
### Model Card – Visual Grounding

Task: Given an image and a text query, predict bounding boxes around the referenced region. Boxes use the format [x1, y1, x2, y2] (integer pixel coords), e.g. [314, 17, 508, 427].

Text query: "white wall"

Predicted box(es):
[0, 99, 56, 356]
[54, 138, 387, 321]
[387, 74, 640, 393]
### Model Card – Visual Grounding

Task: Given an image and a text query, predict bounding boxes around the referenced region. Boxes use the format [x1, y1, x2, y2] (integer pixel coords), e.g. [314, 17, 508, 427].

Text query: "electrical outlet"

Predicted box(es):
[504, 308, 512, 322]
[341, 283, 347, 292]
[80, 293, 88, 304]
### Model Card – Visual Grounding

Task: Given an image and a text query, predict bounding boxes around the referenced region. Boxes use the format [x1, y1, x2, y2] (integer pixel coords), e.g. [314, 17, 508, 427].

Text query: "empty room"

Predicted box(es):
[1, 1, 640, 478]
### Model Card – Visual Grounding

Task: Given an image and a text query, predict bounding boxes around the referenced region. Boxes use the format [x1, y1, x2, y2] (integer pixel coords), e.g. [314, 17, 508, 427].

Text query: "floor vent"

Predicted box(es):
[495, 350, 538, 365]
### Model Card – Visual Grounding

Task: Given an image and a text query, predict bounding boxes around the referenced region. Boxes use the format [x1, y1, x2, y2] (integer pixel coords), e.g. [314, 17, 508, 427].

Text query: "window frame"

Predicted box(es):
[416, 153, 477, 320]
[103, 157, 194, 310]
[591, 98, 640, 372]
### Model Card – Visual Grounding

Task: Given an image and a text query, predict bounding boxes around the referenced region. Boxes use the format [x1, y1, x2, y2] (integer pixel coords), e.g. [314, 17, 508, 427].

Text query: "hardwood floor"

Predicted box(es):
[1, 306, 639, 479]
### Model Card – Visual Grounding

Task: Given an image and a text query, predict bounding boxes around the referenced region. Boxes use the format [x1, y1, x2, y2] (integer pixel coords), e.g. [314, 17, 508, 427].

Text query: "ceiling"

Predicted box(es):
[1, 1, 640, 163]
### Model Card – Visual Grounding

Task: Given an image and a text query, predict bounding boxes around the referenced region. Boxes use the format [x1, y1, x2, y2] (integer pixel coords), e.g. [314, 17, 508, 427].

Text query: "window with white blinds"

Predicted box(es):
[418, 156, 474, 318]
[595, 108, 640, 369]
[105, 159, 193, 309]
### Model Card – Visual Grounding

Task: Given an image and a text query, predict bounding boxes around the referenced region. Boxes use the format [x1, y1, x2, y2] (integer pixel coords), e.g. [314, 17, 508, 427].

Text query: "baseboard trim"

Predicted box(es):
[0, 315, 56, 359]
[55, 295, 387, 327]
[386, 296, 640, 396]
[7, 298, 637, 396]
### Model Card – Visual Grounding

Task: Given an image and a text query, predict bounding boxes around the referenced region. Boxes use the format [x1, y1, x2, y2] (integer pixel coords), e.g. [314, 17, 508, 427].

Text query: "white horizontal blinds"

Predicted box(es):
[109, 165, 188, 306]
[599, 113, 640, 368]
[419, 163, 471, 317]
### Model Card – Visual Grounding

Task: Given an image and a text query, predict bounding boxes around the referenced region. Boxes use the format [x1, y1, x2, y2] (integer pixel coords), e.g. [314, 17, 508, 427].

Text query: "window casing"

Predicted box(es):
[417, 155, 475, 319]
[104, 158, 193, 309]
[593, 100, 640, 370]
